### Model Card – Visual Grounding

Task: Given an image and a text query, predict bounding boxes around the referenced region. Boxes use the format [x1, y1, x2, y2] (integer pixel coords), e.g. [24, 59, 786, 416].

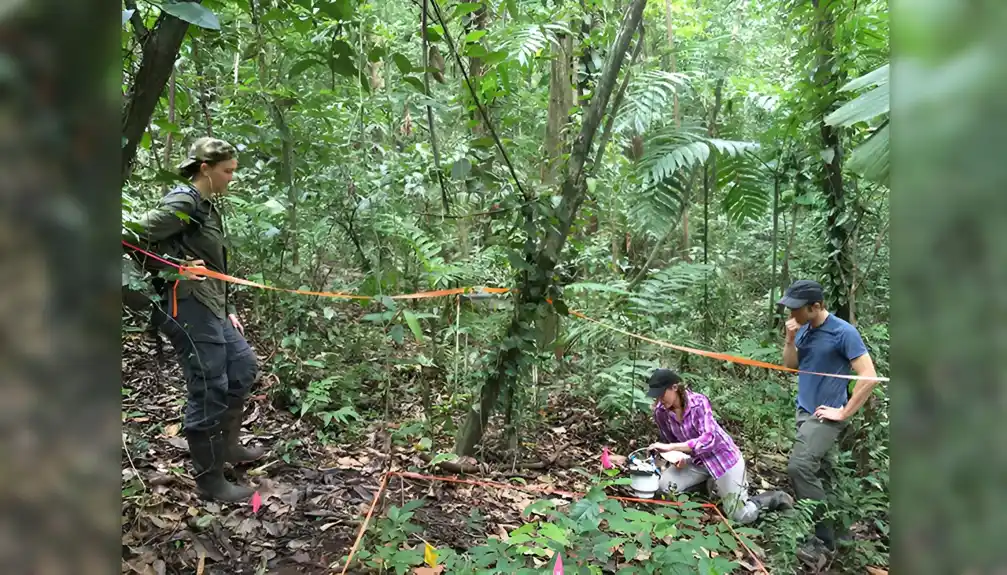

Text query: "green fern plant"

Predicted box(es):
[593, 358, 660, 421]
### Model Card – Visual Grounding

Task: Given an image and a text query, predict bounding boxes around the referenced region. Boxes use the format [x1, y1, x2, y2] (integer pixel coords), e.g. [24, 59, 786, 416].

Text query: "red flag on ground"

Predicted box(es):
[553, 552, 564, 575]
[251, 491, 262, 513]
[601, 447, 612, 470]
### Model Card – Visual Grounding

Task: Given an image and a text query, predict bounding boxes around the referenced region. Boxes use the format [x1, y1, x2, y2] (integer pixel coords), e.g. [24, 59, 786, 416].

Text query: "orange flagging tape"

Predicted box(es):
[339, 470, 768, 574]
[123, 240, 510, 301]
[124, 240, 888, 383]
[567, 309, 889, 383]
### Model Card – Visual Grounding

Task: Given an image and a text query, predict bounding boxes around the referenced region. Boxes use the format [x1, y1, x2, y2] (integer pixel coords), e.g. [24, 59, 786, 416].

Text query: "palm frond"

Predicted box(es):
[825, 63, 889, 183]
[637, 125, 760, 186]
[627, 170, 690, 236]
[615, 70, 691, 135]
[718, 154, 770, 223]
[504, 23, 573, 68]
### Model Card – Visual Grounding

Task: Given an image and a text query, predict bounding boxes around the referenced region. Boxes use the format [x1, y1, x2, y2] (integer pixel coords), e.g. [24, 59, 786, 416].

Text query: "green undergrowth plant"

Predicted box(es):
[356, 479, 761, 575]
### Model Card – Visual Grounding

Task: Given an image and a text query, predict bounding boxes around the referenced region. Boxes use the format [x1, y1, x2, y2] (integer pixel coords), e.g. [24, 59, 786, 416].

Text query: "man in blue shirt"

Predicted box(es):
[778, 280, 880, 568]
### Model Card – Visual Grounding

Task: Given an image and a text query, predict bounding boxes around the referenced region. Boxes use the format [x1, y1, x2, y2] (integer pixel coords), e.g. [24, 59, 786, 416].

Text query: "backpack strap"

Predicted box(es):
[143, 185, 206, 295]
[163, 185, 205, 234]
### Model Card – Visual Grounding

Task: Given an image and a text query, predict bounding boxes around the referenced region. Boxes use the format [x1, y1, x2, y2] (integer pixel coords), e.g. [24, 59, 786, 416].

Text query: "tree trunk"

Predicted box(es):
[576, 0, 594, 106]
[467, 2, 488, 136]
[768, 172, 781, 326]
[813, 0, 852, 322]
[592, 26, 645, 174]
[455, 0, 648, 456]
[121, 7, 198, 181]
[422, 0, 450, 215]
[271, 105, 299, 266]
[542, 33, 574, 185]
[701, 78, 724, 339]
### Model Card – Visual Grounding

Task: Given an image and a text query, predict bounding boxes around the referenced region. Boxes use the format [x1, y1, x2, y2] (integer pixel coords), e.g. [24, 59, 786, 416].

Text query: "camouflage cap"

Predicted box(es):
[177, 137, 237, 171]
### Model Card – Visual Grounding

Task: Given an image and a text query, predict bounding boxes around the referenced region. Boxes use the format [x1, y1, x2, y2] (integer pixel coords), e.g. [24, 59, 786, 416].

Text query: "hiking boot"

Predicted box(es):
[796, 536, 834, 571]
[187, 429, 255, 502]
[751, 490, 795, 512]
[222, 397, 265, 464]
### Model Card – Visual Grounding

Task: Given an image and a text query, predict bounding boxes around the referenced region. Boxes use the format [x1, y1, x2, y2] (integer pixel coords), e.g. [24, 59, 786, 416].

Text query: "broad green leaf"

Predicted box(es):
[464, 44, 488, 58]
[263, 198, 285, 215]
[471, 136, 495, 148]
[483, 49, 509, 66]
[392, 53, 412, 74]
[160, 1, 220, 30]
[332, 39, 354, 58]
[331, 56, 358, 78]
[824, 82, 889, 127]
[289, 58, 324, 77]
[318, 0, 354, 20]
[465, 30, 487, 43]
[453, 2, 484, 19]
[403, 310, 424, 343]
[426, 25, 443, 42]
[390, 323, 405, 345]
[537, 522, 569, 545]
[402, 76, 426, 94]
[847, 121, 889, 183]
[505, 0, 519, 19]
[368, 46, 386, 62]
[838, 63, 889, 93]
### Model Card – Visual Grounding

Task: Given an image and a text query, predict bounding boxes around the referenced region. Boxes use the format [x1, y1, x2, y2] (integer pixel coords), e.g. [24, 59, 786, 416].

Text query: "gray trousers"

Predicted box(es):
[787, 408, 849, 502]
[787, 408, 850, 544]
[154, 296, 258, 433]
[659, 459, 761, 524]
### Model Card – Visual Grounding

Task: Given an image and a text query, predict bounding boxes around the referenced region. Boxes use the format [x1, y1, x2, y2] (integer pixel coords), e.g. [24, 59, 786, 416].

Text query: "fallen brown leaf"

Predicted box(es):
[413, 567, 444, 575]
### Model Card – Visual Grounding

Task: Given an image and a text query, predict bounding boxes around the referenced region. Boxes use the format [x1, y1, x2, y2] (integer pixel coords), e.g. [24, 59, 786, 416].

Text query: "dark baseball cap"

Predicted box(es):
[777, 279, 824, 309]
[646, 368, 682, 398]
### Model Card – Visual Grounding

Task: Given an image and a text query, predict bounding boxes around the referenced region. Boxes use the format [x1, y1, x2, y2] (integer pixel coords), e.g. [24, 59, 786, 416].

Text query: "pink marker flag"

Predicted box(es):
[601, 447, 612, 470]
[553, 552, 564, 575]
[251, 491, 262, 513]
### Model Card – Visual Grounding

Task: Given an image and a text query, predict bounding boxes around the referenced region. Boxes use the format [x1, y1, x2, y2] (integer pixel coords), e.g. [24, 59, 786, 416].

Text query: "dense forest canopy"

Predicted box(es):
[121, 0, 889, 572]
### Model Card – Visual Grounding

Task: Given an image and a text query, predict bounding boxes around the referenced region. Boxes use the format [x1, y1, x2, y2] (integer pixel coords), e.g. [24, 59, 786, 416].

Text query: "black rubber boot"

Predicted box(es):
[222, 397, 265, 464]
[751, 490, 795, 512]
[187, 428, 255, 502]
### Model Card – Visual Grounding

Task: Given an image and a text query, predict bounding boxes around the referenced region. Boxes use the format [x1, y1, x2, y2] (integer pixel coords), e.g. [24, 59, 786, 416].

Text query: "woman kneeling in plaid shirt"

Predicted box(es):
[645, 369, 793, 524]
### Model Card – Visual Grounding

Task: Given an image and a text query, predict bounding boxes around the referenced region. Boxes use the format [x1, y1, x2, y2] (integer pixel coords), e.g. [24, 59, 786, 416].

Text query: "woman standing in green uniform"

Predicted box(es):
[128, 137, 265, 502]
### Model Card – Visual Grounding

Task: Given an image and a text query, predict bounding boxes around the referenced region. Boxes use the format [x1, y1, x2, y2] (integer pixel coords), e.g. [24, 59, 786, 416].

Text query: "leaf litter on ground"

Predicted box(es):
[122, 319, 802, 574]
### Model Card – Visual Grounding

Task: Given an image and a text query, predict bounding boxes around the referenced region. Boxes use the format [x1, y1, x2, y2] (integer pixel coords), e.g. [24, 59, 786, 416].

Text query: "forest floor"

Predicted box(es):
[120, 319, 869, 575]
